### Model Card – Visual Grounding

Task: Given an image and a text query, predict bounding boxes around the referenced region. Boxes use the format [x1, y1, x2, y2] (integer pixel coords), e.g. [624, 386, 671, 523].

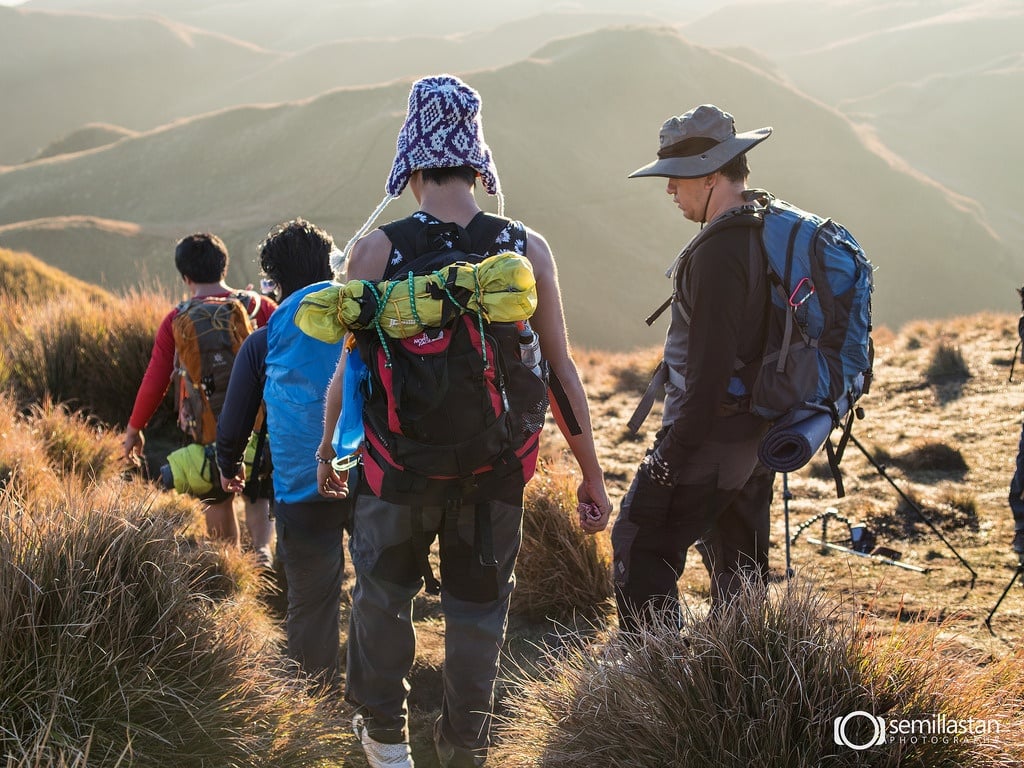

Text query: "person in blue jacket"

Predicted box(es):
[216, 217, 349, 690]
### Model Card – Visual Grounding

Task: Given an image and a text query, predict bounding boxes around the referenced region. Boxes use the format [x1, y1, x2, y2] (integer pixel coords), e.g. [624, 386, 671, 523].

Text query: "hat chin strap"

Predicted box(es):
[699, 181, 715, 229]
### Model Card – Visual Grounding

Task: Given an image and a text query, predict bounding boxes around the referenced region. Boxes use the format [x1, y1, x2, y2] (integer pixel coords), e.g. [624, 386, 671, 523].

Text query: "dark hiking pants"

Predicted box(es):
[611, 434, 771, 634]
[275, 497, 350, 689]
[1009, 420, 1024, 535]
[345, 494, 522, 763]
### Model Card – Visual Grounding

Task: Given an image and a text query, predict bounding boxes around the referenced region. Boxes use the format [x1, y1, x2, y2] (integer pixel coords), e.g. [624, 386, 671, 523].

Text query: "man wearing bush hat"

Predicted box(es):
[613, 104, 776, 631]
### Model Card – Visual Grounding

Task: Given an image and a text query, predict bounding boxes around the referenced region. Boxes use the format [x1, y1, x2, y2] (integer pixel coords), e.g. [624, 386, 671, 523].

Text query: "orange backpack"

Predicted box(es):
[171, 292, 259, 444]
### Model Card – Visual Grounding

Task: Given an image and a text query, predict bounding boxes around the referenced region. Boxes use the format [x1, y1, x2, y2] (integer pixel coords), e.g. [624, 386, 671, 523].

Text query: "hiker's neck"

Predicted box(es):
[413, 179, 481, 227]
[187, 279, 231, 297]
[706, 180, 749, 224]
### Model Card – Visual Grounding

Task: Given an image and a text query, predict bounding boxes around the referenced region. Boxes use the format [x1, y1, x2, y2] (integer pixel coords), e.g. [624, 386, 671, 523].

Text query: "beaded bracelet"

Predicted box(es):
[314, 450, 334, 465]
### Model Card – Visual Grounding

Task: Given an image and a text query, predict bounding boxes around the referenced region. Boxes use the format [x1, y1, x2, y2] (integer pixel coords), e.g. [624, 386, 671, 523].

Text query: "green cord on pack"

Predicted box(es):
[431, 269, 466, 311]
[360, 279, 397, 366]
[471, 267, 489, 369]
[405, 271, 423, 327]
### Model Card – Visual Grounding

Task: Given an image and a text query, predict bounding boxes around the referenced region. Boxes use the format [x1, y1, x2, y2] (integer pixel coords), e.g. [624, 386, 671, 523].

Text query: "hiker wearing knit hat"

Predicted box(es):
[332, 74, 504, 278]
[317, 74, 612, 768]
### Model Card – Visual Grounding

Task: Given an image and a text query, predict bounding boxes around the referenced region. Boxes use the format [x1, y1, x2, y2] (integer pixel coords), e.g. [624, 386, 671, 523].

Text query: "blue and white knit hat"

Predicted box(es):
[334, 74, 504, 277]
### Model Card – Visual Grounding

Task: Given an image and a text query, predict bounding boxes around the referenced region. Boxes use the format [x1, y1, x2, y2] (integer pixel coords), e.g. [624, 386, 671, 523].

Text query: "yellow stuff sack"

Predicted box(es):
[294, 251, 537, 343]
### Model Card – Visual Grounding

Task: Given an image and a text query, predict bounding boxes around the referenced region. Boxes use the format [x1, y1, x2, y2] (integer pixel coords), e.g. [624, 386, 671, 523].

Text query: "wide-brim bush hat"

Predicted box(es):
[629, 104, 772, 180]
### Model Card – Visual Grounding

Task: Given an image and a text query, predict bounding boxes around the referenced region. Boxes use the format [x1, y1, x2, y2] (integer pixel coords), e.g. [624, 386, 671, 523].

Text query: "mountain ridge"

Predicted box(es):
[0, 25, 1013, 347]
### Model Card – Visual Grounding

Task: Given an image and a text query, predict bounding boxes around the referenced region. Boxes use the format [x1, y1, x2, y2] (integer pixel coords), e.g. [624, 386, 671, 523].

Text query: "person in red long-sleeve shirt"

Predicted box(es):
[121, 233, 277, 562]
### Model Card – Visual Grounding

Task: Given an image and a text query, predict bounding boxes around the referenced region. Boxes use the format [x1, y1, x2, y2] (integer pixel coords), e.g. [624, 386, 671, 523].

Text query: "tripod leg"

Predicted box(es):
[985, 566, 1023, 635]
[850, 433, 977, 587]
[783, 473, 794, 579]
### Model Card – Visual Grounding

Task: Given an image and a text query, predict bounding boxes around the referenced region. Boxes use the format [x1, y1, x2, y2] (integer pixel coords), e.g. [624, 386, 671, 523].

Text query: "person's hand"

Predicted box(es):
[122, 426, 144, 465]
[317, 447, 350, 499]
[576, 474, 611, 534]
[220, 466, 246, 495]
[638, 446, 675, 488]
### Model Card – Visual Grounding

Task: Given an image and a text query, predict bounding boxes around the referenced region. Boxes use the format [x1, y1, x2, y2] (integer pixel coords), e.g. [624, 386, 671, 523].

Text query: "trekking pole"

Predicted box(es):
[1010, 341, 1021, 383]
[984, 565, 1024, 635]
[849, 433, 977, 588]
[782, 472, 794, 579]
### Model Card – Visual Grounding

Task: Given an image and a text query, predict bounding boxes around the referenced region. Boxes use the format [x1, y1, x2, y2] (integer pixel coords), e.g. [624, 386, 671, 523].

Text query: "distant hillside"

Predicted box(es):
[841, 53, 1024, 260]
[682, 0, 961, 58]
[0, 246, 112, 304]
[779, 5, 1024, 103]
[0, 26, 1013, 349]
[23, 0, 705, 50]
[212, 11, 662, 107]
[0, 218, 175, 290]
[0, 6, 275, 164]
[31, 123, 138, 161]
[2, 6, 667, 165]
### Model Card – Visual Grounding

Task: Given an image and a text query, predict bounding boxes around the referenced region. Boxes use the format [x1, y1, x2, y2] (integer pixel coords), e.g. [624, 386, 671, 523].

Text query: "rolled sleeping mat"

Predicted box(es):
[757, 395, 853, 473]
[757, 408, 834, 472]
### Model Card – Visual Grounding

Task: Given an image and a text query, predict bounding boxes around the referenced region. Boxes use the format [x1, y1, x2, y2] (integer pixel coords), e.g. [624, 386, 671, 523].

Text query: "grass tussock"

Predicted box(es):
[0, 287, 172, 429]
[0, 391, 64, 505]
[27, 397, 123, 482]
[493, 578, 1024, 767]
[513, 459, 614, 623]
[924, 342, 971, 383]
[893, 440, 969, 475]
[0, 481, 347, 767]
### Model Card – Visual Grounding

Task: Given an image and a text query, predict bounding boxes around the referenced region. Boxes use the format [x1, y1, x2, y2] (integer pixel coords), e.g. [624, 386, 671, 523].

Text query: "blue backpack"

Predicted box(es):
[750, 191, 874, 422]
[747, 191, 874, 493]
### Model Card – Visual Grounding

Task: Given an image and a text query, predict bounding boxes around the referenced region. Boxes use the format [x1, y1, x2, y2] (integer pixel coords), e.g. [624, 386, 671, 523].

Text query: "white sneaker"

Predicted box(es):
[353, 713, 414, 768]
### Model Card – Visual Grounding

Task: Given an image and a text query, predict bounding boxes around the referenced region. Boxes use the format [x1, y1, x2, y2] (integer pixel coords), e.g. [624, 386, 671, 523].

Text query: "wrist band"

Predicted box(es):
[314, 450, 334, 465]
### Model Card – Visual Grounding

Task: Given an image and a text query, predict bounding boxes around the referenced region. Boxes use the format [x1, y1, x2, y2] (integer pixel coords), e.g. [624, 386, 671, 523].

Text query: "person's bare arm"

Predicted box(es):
[316, 230, 392, 498]
[522, 226, 611, 532]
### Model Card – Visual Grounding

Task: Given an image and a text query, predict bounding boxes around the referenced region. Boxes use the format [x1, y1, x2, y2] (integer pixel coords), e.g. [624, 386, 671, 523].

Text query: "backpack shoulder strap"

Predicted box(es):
[234, 290, 262, 320]
[379, 212, 513, 279]
[379, 216, 423, 269]
[464, 212, 513, 255]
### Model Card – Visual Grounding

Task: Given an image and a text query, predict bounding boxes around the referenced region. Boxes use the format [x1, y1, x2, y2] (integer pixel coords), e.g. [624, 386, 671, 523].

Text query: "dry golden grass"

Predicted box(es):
[493, 579, 1024, 767]
[2, 282, 1024, 764]
[0, 478, 349, 768]
[0, 391, 63, 506]
[0, 248, 112, 305]
[28, 397, 123, 483]
[1, 285, 172, 429]
[513, 457, 614, 622]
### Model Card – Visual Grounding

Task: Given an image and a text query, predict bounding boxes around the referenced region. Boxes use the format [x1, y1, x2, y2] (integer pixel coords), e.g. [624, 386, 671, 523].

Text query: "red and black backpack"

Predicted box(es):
[354, 211, 548, 506]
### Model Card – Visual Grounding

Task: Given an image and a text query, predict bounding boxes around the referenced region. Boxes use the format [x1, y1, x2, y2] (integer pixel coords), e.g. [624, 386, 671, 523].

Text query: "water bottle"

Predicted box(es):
[518, 321, 543, 377]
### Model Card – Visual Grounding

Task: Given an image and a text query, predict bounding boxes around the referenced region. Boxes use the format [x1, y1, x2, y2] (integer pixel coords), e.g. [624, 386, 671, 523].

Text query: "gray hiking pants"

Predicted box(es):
[345, 493, 522, 762]
[611, 431, 772, 633]
[275, 498, 349, 689]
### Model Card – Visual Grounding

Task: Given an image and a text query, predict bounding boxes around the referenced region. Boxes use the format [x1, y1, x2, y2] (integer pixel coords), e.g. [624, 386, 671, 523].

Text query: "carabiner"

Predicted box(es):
[789, 277, 815, 308]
